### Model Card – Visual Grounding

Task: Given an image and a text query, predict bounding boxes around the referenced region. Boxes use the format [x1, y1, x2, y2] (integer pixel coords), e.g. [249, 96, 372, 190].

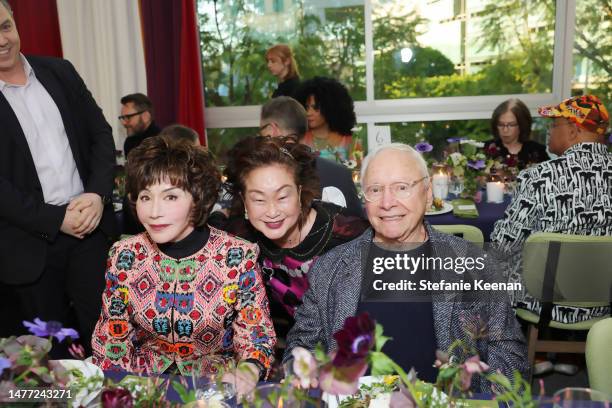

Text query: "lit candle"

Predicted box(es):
[432, 171, 449, 200]
[486, 181, 504, 203]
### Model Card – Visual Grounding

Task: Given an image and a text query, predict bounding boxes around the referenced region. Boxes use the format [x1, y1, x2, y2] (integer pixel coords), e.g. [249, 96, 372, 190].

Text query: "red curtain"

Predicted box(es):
[12, 0, 63, 58]
[140, 0, 207, 145]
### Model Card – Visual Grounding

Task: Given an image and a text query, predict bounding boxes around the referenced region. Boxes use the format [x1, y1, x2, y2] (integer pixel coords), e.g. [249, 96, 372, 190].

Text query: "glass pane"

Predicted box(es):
[372, 0, 556, 99]
[206, 127, 258, 165]
[198, 0, 366, 107]
[571, 0, 611, 109]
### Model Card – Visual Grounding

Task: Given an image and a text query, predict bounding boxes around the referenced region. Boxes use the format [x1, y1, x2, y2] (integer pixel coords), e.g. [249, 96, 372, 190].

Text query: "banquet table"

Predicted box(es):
[426, 194, 511, 241]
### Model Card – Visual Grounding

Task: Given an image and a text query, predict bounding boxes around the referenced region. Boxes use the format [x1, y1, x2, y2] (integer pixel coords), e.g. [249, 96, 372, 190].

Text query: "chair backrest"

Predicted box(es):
[586, 318, 612, 395]
[521, 232, 612, 306]
[432, 224, 484, 246]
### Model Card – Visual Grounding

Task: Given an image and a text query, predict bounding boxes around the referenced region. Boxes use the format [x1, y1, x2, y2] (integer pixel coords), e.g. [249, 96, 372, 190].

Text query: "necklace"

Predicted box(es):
[313, 136, 331, 152]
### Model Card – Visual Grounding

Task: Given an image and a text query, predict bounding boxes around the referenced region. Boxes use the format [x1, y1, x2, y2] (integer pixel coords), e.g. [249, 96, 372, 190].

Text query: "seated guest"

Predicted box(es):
[485, 98, 549, 169]
[284, 143, 528, 391]
[119, 93, 161, 157]
[92, 136, 275, 382]
[159, 124, 201, 146]
[294, 77, 356, 162]
[223, 136, 368, 341]
[492, 95, 611, 324]
[259, 96, 364, 218]
[266, 44, 301, 98]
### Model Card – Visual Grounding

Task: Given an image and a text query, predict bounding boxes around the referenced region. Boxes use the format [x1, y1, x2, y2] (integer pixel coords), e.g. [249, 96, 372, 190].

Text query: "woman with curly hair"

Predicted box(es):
[266, 44, 300, 98]
[485, 98, 549, 169]
[91, 136, 275, 393]
[223, 136, 368, 341]
[294, 77, 357, 162]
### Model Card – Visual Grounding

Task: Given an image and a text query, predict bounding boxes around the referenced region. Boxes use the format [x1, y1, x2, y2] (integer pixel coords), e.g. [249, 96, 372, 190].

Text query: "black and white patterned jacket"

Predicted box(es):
[492, 142, 612, 323]
[284, 223, 528, 392]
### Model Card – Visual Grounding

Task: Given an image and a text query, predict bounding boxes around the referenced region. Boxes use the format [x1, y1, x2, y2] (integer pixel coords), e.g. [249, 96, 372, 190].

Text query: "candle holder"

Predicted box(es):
[486, 171, 505, 203]
[431, 164, 449, 200]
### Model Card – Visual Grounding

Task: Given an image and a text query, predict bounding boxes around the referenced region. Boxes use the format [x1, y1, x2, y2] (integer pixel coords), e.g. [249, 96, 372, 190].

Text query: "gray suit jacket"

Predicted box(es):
[284, 222, 528, 392]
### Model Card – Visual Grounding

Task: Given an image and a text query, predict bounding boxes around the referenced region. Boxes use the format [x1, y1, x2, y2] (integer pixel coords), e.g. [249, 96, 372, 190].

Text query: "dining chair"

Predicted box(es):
[432, 224, 484, 246]
[517, 232, 612, 381]
[586, 318, 612, 395]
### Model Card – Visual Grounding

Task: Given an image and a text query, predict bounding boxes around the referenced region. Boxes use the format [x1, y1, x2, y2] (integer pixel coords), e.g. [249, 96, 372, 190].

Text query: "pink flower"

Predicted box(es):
[291, 347, 318, 389]
[459, 355, 490, 391]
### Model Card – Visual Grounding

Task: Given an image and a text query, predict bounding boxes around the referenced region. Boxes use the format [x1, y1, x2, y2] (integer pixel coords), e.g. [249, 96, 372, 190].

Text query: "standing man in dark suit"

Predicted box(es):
[0, 0, 117, 350]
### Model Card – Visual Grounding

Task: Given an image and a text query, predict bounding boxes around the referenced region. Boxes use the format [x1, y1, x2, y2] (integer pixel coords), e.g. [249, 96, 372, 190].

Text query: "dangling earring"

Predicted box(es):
[244, 209, 249, 220]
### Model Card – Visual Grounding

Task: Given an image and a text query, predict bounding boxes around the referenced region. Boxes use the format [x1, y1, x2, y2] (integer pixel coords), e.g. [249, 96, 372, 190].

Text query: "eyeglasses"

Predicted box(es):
[363, 177, 428, 202]
[497, 122, 519, 130]
[118, 111, 145, 121]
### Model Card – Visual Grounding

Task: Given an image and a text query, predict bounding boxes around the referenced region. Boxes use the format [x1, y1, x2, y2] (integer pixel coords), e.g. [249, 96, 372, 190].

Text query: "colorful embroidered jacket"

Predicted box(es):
[91, 227, 276, 376]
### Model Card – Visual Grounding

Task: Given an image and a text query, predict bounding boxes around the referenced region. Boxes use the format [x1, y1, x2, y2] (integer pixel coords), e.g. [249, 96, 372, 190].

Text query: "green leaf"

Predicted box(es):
[374, 323, 391, 352]
[487, 372, 512, 390]
[370, 351, 396, 376]
[172, 380, 196, 403]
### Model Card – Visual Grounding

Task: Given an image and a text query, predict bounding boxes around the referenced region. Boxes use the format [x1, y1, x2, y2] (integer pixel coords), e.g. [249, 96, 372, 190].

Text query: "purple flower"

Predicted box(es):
[0, 357, 11, 376]
[23, 318, 79, 342]
[332, 312, 376, 367]
[319, 359, 368, 395]
[447, 137, 466, 143]
[608, 134, 612, 144]
[101, 388, 133, 408]
[414, 142, 433, 153]
[467, 159, 485, 170]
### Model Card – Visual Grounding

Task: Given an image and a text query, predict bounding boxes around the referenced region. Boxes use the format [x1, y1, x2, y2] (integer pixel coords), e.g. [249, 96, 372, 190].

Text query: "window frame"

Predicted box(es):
[202, 0, 577, 150]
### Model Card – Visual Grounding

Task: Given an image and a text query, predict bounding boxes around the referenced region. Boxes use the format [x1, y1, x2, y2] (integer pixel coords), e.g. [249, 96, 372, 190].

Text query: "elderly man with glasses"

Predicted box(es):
[284, 143, 528, 392]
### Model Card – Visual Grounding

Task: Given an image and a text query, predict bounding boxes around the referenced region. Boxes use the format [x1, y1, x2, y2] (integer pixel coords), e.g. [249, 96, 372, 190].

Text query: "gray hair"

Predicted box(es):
[360, 142, 429, 185]
[260, 96, 307, 138]
[0, 0, 12, 15]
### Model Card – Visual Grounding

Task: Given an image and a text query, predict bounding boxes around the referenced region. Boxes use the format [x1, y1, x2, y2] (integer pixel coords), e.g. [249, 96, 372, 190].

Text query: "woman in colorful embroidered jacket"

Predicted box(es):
[91, 136, 276, 386]
[223, 136, 368, 342]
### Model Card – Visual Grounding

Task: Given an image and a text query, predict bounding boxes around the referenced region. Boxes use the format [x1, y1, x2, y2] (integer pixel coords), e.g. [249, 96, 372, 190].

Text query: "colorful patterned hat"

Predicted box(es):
[538, 95, 609, 135]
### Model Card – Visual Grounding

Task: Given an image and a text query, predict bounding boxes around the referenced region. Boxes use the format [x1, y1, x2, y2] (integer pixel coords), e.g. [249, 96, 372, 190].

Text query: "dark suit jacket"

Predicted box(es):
[315, 156, 364, 218]
[0, 56, 117, 285]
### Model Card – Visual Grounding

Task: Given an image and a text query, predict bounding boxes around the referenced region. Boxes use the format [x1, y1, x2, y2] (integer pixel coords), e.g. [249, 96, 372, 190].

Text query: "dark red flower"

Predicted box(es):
[485, 143, 500, 157]
[332, 312, 376, 367]
[101, 388, 133, 408]
[504, 154, 518, 168]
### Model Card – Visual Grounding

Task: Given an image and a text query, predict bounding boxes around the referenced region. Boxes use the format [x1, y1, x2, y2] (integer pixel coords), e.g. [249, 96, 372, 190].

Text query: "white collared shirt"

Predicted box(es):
[0, 55, 83, 205]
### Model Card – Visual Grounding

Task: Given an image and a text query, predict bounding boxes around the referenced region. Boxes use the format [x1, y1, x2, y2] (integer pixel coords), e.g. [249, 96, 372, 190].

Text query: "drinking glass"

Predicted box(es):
[553, 387, 610, 407]
[448, 177, 464, 198]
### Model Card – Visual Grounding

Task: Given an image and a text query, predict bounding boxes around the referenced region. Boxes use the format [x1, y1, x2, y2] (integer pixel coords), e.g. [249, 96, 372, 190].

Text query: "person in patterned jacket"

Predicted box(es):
[91, 136, 276, 391]
[492, 95, 611, 324]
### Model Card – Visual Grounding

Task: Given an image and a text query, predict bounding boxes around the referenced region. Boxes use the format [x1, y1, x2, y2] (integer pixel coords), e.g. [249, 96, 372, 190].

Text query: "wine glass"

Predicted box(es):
[448, 177, 464, 198]
[552, 387, 610, 407]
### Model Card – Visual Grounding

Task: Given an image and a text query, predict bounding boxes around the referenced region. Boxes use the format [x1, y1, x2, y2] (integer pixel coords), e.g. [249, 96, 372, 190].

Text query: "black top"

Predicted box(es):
[357, 240, 438, 382]
[123, 121, 161, 158]
[157, 226, 210, 259]
[272, 76, 300, 98]
[484, 139, 549, 169]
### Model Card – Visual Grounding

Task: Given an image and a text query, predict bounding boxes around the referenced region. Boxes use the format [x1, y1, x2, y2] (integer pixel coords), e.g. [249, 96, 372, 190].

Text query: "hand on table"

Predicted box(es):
[221, 361, 260, 400]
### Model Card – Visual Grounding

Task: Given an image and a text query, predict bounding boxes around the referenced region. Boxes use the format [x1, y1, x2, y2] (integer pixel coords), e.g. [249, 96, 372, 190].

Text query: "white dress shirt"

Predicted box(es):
[0, 55, 83, 205]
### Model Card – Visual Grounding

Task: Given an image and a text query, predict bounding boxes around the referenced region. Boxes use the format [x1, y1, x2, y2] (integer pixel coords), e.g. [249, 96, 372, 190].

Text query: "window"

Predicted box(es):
[571, 0, 611, 109]
[198, 1, 592, 153]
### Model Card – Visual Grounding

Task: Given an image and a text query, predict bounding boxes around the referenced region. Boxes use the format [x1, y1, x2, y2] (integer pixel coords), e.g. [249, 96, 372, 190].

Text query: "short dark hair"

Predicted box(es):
[0, 0, 13, 15]
[491, 98, 533, 143]
[260, 96, 307, 138]
[125, 136, 220, 227]
[294, 77, 356, 136]
[159, 124, 200, 144]
[224, 136, 320, 226]
[121, 93, 154, 117]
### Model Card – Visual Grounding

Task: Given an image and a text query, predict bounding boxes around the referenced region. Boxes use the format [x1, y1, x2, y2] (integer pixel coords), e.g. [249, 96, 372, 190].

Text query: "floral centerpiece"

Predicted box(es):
[415, 138, 521, 202]
[287, 312, 539, 408]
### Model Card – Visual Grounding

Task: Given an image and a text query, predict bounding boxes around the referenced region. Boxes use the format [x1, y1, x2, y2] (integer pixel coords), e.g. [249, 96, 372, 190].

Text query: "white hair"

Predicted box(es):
[360, 143, 429, 185]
